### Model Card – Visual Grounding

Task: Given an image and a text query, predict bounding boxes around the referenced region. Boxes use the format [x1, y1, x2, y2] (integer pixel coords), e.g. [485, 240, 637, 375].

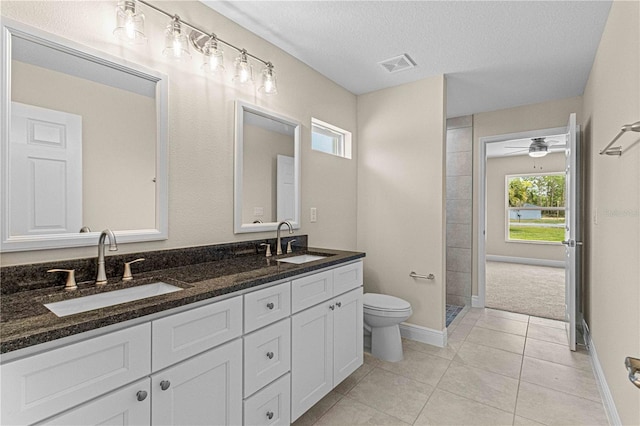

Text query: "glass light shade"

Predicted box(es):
[529, 148, 548, 157]
[202, 39, 224, 74]
[233, 52, 253, 85]
[163, 18, 191, 61]
[259, 64, 278, 94]
[113, 0, 146, 44]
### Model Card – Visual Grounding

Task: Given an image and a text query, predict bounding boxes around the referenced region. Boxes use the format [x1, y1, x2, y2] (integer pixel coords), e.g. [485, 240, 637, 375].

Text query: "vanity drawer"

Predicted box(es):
[244, 282, 291, 333]
[244, 318, 291, 397]
[152, 296, 242, 371]
[291, 270, 334, 313]
[1, 323, 151, 426]
[243, 373, 291, 426]
[333, 261, 363, 296]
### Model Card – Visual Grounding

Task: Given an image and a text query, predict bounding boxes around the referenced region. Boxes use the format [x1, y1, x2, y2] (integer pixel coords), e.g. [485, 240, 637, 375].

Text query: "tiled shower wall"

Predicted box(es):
[446, 116, 473, 307]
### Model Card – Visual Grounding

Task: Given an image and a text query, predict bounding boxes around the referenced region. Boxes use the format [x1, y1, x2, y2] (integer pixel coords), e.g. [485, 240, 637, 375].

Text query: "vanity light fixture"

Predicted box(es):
[259, 62, 278, 95]
[113, 0, 278, 93]
[163, 15, 190, 61]
[113, 0, 146, 44]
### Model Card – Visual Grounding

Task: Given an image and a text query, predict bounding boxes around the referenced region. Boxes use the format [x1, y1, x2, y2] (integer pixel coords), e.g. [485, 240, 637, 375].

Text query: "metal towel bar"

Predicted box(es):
[599, 121, 640, 156]
[409, 271, 435, 280]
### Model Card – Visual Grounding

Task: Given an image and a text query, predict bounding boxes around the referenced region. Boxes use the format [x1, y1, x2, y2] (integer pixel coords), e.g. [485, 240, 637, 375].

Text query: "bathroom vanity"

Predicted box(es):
[0, 241, 364, 425]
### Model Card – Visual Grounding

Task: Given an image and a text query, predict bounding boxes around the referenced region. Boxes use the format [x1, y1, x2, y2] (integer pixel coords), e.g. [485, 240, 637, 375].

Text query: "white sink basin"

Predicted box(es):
[277, 254, 326, 264]
[44, 282, 183, 317]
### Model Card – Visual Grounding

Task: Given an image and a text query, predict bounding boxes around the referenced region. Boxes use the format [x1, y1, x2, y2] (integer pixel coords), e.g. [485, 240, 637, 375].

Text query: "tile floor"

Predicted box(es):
[292, 307, 609, 426]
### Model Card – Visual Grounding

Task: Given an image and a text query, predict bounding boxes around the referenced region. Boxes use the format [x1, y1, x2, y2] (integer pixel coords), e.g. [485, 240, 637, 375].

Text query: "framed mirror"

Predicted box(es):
[1, 18, 168, 252]
[234, 101, 301, 233]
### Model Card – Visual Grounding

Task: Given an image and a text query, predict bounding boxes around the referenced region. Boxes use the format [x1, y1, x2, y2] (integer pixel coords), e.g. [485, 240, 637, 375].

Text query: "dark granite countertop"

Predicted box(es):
[0, 247, 364, 354]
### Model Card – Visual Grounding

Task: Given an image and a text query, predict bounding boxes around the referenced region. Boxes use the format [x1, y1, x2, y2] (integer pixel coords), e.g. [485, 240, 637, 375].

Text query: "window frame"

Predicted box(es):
[504, 172, 566, 245]
[311, 118, 352, 159]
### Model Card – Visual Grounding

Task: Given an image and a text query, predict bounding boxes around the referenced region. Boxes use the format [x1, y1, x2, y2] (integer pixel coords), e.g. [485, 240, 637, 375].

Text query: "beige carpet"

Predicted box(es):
[485, 261, 565, 320]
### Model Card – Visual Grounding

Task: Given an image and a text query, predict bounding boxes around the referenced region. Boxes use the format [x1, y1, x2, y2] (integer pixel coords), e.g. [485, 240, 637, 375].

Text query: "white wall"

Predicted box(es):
[357, 77, 446, 332]
[472, 96, 583, 295]
[0, 1, 358, 265]
[582, 1, 640, 423]
[486, 152, 565, 262]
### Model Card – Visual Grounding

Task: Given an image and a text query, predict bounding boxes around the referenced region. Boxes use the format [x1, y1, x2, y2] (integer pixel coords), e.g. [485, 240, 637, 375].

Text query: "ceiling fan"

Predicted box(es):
[505, 137, 565, 157]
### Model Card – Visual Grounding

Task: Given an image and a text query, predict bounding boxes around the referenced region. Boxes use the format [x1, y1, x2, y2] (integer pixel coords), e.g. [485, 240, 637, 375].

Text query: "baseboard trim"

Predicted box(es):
[583, 319, 621, 426]
[400, 322, 446, 348]
[471, 295, 483, 308]
[486, 255, 564, 268]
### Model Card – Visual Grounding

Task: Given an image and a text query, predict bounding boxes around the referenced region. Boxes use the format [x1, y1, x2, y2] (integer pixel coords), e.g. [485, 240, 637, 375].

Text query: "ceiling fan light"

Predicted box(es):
[529, 148, 548, 157]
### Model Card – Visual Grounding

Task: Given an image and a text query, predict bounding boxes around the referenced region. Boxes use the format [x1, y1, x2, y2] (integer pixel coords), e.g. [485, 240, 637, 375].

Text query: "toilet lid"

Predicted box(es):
[363, 293, 411, 311]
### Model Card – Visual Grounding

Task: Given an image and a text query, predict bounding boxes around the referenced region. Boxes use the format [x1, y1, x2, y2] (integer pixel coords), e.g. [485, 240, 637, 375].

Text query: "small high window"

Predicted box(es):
[311, 118, 352, 159]
[506, 173, 565, 243]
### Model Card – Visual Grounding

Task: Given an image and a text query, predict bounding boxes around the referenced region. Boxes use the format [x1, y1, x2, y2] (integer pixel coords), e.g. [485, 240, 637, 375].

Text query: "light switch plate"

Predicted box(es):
[310, 207, 317, 223]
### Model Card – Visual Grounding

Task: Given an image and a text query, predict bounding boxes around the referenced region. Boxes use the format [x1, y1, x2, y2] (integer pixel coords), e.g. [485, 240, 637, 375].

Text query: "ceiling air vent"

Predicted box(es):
[379, 54, 416, 73]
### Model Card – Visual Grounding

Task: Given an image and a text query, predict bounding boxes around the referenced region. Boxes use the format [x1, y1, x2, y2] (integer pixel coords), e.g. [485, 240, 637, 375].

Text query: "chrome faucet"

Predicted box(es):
[276, 220, 293, 255]
[96, 229, 118, 285]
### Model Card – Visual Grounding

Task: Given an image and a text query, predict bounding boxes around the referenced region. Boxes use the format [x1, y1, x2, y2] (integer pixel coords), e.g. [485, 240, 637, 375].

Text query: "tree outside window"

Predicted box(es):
[506, 173, 565, 243]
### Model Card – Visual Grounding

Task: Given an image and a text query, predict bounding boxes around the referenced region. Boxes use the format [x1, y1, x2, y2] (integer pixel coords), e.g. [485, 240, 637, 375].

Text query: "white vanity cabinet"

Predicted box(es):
[291, 262, 363, 421]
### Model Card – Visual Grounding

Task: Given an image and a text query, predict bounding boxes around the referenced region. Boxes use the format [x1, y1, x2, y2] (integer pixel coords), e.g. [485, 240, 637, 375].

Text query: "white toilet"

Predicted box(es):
[363, 293, 412, 362]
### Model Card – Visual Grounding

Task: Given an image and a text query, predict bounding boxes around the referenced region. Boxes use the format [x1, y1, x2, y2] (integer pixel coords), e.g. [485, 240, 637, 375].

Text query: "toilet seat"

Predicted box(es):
[363, 293, 411, 312]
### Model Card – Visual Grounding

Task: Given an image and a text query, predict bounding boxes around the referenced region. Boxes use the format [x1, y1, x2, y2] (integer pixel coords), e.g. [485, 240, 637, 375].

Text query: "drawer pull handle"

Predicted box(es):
[136, 390, 148, 401]
[266, 302, 275, 310]
[336, 302, 342, 308]
[266, 351, 274, 359]
[266, 411, 274, 420]
[329, 304, 335, 310]
[160, 380, 171, 391]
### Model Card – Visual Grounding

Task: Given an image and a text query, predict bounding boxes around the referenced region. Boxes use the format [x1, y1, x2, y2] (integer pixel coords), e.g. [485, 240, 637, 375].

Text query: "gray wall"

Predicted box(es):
[446, 116, 473, 306]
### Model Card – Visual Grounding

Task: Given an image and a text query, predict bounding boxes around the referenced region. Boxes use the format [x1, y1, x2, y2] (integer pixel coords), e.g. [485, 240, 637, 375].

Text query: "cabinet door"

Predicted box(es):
[244, 318, 291, 397]
[333, 261, 363, 296]
[291, 270, 333, 313]
[152, 296, 243, 371]
[151, 339, 242, 426]
[291, 302, 333, 421]
[333, 287, 363, 385]
[1, 323, 151, 426]
[36, 379, 151, 426]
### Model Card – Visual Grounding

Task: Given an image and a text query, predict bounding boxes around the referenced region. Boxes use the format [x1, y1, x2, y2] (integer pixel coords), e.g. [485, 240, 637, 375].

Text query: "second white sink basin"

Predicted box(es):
[277, 254, 326, 264]
[44, 282, 183, 317]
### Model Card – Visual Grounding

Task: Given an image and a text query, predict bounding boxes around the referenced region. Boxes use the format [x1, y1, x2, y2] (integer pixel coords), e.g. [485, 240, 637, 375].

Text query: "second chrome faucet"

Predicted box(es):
[276, 220, 293, 256]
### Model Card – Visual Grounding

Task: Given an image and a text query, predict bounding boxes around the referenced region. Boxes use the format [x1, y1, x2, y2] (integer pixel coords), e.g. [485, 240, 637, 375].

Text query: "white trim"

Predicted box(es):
[486, 255, 565, 268]
[399, 322, 446, 348]
[583, 319, 621, 426]
[477, 126, 567, 309]
[471, 295, 483, 308]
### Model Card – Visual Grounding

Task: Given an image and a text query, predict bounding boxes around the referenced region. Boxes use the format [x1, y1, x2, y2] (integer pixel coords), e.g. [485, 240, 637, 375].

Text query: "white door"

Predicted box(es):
[151, 339, 242, 426]
[563, 113, 578, 351]
[333, 288, 363, 385]
[276, 154, 295, 221]
[9, 102, 82, 235]
[291, 302, 333, 421]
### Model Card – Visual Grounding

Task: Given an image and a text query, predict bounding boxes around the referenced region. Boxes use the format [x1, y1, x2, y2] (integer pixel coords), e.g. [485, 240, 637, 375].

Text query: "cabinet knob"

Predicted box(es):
[266, 302, 275, 310]
[136, 390, 148, 401]
[336, 302, 342, 308]
[329, 304, 335, 310]
[266, 411, 274, 420]
[266, 351, 274, 359]
[160, 380, 171, 391]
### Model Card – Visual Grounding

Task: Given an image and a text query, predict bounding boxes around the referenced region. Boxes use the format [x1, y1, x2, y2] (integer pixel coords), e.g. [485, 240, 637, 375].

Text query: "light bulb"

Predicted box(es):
[233, 50, 253, 85]
[163, 16, 190, 61]
[114, 0, 146, 45]
[202, 36, 224, 74]
[259, 63, 278, 94]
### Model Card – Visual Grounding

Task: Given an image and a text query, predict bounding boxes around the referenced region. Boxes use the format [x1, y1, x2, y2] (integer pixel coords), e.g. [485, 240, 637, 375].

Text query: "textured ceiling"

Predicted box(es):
[202, 0, 611, 118]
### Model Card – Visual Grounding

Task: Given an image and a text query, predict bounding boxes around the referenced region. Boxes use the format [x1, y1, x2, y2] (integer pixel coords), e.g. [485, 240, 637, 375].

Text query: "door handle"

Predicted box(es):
[625, 357, 640, 389]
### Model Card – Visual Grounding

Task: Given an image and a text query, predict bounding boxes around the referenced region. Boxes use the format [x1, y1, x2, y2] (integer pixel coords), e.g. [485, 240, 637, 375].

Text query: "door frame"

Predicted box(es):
[476, 126, 567, 308]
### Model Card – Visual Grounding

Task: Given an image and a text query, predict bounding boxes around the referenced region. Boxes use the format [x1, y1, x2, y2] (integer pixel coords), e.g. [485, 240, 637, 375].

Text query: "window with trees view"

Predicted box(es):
[506, 173, 565, 243]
